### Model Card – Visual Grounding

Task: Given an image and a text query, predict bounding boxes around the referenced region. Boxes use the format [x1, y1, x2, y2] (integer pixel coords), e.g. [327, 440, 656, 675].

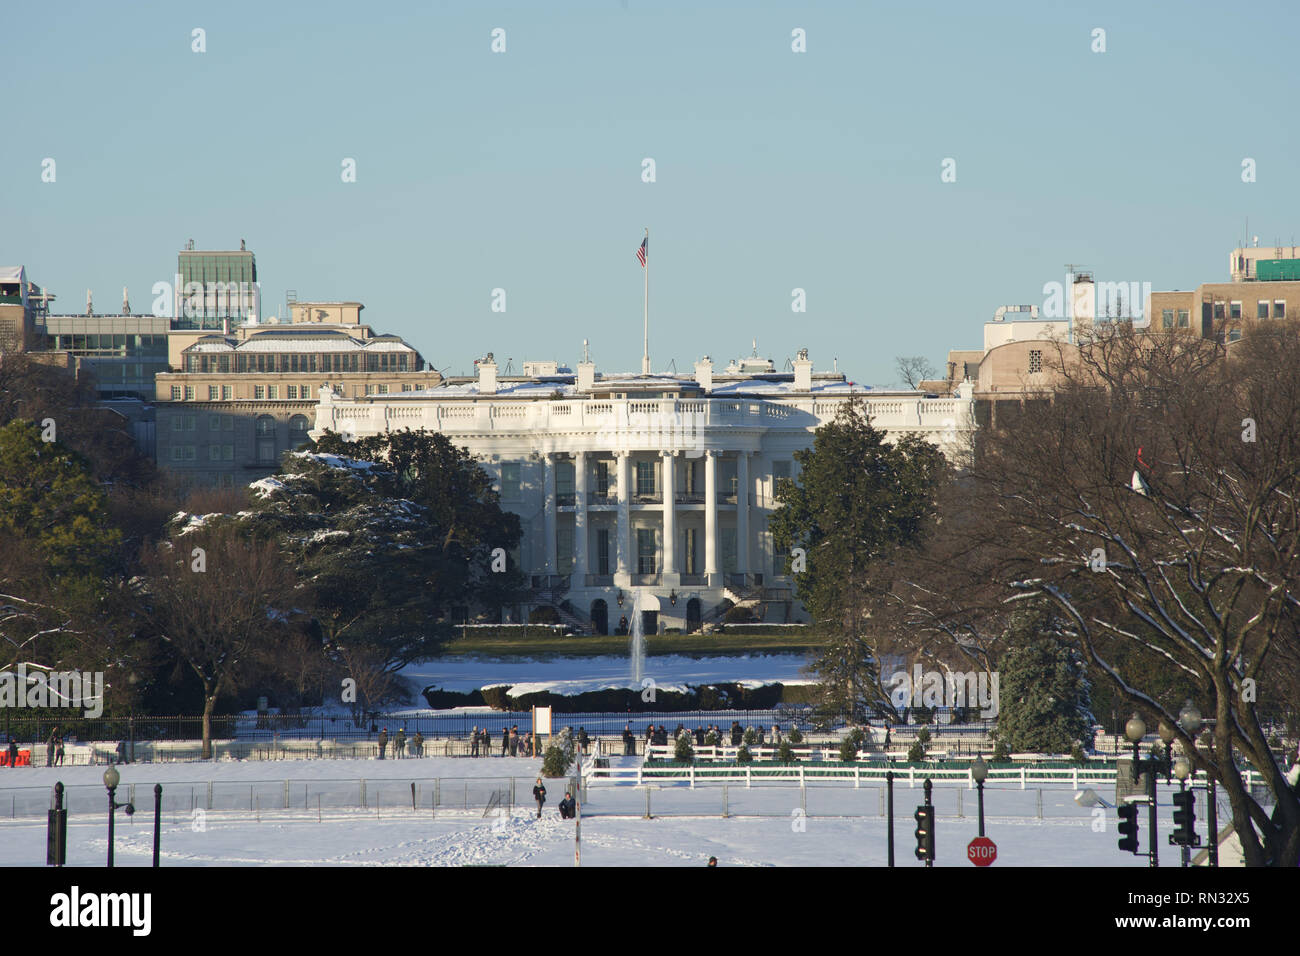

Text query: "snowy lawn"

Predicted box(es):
[0, 756, 1190, 866]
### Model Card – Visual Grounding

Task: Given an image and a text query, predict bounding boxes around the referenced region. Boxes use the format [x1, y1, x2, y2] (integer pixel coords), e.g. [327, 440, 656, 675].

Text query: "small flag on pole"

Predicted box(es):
[636, 236, 648, 267]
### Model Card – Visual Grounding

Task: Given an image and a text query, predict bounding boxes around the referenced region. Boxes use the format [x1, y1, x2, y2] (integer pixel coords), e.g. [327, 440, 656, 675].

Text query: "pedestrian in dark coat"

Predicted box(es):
[413, 732, 424, 757]
[395, 728, 406, 758]
[623, 726, 635, 756]
[501, 727, 509, 756]
[578, 727, 590, 755]
[694, 726, 705, 746]
[559, 791, 576, 819]
[46, 726, 59, 767]
[471, 727, 480, 756]
[54, 736, 64, 767]
[731, 722, 743, 746]
[533, 778, 547, 818]
[6, 737, 17, 768]
[377, 728, 388, 760]
[510, 727, 519, 757]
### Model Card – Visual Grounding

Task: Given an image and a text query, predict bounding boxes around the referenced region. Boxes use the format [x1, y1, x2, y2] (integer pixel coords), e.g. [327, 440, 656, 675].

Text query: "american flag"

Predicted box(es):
[636, 236, 647, 267]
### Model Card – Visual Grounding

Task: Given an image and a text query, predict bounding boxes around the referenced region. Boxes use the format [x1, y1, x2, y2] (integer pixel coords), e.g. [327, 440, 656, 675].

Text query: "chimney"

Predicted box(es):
[478, 352, 498, 394]
[694, 355, 713, 392]
[792, 348, 813, 391]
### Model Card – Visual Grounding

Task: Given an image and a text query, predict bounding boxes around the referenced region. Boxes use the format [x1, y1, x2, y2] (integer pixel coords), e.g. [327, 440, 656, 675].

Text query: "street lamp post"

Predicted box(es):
[1123, 714, 1158, 868]
[971, 755, 989, 837]
[1173, 757, 1193, 868]
[103, 765, 135, 868]
[1177, 700, 1214, 868]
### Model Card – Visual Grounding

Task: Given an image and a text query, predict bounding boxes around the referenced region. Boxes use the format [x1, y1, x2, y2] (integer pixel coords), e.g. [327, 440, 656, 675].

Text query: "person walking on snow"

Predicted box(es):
[377, 727, 388, 760]
[395, 727, 406, 759]
[533, 778, 547, 818]
[471, 727, 480, 756]
[559, 791, 576, 819]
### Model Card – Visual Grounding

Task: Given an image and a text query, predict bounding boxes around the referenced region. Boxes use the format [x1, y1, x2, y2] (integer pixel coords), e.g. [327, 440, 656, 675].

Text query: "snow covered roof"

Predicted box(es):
[187, 330, 417, 354]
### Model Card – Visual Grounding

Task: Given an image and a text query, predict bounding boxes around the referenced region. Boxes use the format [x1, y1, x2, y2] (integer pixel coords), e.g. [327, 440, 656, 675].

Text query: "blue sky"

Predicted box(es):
[4, 0, 1299, 384]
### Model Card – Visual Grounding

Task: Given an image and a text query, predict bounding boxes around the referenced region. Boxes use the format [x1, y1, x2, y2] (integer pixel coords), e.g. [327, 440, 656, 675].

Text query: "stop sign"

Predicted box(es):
[967, 836, 997, 866]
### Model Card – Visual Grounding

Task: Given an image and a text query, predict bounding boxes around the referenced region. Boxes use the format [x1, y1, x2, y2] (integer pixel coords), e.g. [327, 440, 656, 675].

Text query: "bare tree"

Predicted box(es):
[896, 355, 937, 390]
[883, 320, 1300, 866]
[138, 526, 302, 758]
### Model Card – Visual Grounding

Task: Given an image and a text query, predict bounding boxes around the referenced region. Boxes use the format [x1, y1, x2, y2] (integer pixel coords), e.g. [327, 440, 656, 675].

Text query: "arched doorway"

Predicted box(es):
[590, 599, 609, 636]
[686, 597, 702, 633]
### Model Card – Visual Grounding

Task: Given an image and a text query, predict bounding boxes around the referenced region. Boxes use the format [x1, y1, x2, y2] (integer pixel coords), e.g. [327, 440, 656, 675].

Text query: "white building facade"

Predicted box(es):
[310, 349, 975, 634]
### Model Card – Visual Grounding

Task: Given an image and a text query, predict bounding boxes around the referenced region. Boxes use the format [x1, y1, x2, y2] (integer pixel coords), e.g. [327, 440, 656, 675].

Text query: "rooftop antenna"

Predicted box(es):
[833, 356, 838, 373]
[666, 358, 677, 374]
[85, 289, 93, 316]
[582, 338, 590, 363]
[504, 357, 514, 375]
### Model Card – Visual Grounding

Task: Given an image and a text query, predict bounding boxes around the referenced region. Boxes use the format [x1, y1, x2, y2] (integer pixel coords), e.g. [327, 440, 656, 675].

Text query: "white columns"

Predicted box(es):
[615, 450, 631, 585]
[573, 451, 588, 581]
[543, 453, 557, 575]
[736, 451, 750, 576]
[661, 450, 678, 582]
[704, 449, 718, 584]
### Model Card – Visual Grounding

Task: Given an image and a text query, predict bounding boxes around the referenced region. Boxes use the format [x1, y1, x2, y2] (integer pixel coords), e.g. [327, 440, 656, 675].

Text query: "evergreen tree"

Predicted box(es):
[769, 398, 946, 721]
[996, 608, 1094, 754]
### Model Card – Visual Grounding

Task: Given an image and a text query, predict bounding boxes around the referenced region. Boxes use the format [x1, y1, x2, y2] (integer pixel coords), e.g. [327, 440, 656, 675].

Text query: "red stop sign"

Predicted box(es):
[967, 836, 997, 866]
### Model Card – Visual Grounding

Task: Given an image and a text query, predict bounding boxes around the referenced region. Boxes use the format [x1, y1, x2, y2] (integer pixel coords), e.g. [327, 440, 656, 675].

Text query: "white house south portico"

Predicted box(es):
[310, 347, 975, 634]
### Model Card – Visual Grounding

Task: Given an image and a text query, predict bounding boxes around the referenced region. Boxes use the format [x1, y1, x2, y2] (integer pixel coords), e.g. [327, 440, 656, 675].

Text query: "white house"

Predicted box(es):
[310, 346, 975, 634]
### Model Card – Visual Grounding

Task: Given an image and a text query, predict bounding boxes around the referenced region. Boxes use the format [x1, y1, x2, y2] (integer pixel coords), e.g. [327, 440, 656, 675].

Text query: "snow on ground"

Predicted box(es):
[404, 653, 814, 696]
[0, 756, 1184, 866]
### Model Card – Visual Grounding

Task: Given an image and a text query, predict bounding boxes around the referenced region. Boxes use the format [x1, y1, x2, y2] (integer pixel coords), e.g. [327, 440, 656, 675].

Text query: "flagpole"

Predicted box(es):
[642, 227, 650, 375]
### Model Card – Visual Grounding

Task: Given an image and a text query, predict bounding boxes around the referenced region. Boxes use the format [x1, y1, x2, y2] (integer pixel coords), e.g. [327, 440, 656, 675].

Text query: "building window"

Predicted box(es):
[221, 385, 232, 400]
[223, 445, 234, 461]
[377, 384, 388, 394]
[209, 445, 222, 461]
[722, 528, 738, 573]
[684, 527, 697, 574]
[287, 385, 297, 399]
[635, 460, 656, 496]
[557, 527, 574, 575]
[184, 386, 194, 401]
[1259, 300, 1270, 319]
[556, 461, 575, 499]
[500, 463, 521, 500]
[209, 415, 221, 432]
[1028, 350, 1042, 374]
[1276, 300, 1286, 319]
[1161, 309, 1174, 330]
[401, 384, 412, 392]
[1177, 310, 1190, 328]
[773, 460, 791, 498]
[288, 415, 310, 447]
[208, 386, 219, 400]
[223, 415, 234, 431]
[637, 528, 657, 575]
[267, 385, 278, 400]
[254, 385, 265, 399]
[595, 461, 610, 496]
[171, 386, 183, 400]
[255, 415, 275, 437]
[1230, 301, 1242, 319]
[172, 416, 184, 432]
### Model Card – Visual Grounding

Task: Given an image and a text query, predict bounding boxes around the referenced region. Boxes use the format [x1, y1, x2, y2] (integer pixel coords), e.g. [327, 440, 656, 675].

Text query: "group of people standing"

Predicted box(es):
[375, 727, 424, 759]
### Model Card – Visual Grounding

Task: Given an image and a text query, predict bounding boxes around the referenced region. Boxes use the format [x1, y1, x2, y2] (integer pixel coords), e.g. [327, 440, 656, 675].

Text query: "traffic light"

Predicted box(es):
[1117, 801, 1140, 854]
[914, 805, 935, 864]
[1171, 789, 1199, 846]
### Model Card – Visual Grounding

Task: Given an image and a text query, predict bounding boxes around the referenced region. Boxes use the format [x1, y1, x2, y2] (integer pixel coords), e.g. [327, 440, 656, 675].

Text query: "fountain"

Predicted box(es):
[629, 588, 645, 687]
